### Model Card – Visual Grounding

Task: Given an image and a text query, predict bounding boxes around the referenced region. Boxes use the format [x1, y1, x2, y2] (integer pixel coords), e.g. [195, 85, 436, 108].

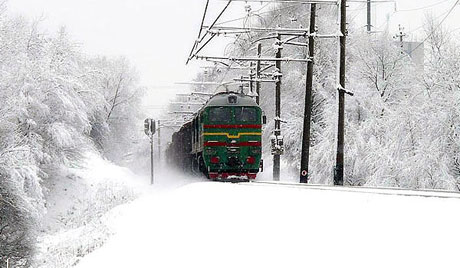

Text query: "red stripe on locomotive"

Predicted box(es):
[204, 141, 261, 147]
[204, 124, 262, 129]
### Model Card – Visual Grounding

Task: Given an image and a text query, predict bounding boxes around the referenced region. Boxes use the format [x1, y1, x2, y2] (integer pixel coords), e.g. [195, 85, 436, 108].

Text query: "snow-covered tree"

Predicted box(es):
[0, 8, 144, 265]
[86, 56, 145, 164]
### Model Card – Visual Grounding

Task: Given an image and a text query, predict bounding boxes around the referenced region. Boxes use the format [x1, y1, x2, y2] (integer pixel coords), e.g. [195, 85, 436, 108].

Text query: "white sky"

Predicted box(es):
[7, 0, 206, 87]
[348, 0, 460, 40]
[7, 0, 460, 107]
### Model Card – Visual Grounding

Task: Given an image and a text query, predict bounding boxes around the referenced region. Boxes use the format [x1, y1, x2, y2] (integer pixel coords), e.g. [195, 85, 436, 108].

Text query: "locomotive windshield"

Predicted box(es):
[208, 106, 258, 123]
[209, 107, 232, 123]
[234, 107, 257, 123]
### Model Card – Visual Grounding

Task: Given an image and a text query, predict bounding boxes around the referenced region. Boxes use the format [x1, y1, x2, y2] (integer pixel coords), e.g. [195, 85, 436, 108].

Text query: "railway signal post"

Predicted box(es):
[144, 118, 156, 185]
[157, 120, 161, 164]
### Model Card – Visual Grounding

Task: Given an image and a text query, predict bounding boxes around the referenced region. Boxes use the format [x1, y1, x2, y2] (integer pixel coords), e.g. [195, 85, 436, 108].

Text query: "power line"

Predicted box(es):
[187, 0, 233, 64]
[187, 0, 210, 64]
[374, 1, 454, 33]
[405, 9, 450, 34]
[216, 2, 289, 90]
[215, 2, 273, 25]
[397, 0, 451, 12]
[215, 2, 312, 88]
[400, 0, 459, 59]
[212, 5, 277, 90]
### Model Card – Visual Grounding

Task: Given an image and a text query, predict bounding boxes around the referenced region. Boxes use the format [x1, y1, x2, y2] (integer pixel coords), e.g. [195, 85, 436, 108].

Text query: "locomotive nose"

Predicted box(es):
[227, 156, 241, 167]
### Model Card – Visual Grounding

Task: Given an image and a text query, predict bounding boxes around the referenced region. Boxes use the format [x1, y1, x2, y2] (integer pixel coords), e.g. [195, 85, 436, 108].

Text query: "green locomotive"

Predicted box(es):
[166, 92, 264, 181]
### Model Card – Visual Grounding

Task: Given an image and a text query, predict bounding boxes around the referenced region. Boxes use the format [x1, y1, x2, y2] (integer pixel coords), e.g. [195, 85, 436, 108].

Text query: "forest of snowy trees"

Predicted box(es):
[2, 1, 460, 266]
[0, 4, 144, 266]
[200, 4, 460, 189]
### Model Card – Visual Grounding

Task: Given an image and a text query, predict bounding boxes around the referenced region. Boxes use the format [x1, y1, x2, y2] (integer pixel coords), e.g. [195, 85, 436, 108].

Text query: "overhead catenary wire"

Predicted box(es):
[188, 1, 257, 92]
[406, 8, 450, 34]
[200, 0, 233, 44]
[373, 0, 455, 34]
[216, 2, 310, 88]
[402, 0, 459, 57]
[197, 0, 211, 41]
[195, 0, 338, 93]
[215, 2, 273, 26]
[397, 0, 451, 12]
[217, 3, 289, 82]
[215, 3, 284, 91]
[187, 0, 233, 64]
[187, 0, 210, 61]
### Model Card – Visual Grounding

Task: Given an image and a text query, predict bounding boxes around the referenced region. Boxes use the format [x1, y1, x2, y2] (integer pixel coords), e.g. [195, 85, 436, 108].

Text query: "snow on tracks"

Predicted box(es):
[76, 181, 460, 268]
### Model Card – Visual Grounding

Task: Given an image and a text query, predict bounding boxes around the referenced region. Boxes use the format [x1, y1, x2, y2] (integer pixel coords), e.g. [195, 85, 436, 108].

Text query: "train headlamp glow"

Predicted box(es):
[250, 147, 261, 154]
[228, 95, 238, 104]
[205, 147, 216, 155]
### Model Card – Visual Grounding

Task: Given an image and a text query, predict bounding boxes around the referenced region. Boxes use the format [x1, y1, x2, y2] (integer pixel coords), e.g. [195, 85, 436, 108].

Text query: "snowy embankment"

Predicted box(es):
[74, 179, 460, 268]
[34, 153, 145, 267]
[34, 153, 203, 268]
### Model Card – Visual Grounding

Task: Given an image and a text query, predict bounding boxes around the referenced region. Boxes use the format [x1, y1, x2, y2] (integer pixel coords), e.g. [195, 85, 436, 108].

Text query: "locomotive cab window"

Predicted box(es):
[208, 107, 232, 123]
[234, 107, 257, 123]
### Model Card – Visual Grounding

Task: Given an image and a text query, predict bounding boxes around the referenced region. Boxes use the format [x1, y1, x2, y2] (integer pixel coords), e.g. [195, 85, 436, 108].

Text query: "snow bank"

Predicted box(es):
[34, 153, 148, 268]
[75, 181, 460, 268]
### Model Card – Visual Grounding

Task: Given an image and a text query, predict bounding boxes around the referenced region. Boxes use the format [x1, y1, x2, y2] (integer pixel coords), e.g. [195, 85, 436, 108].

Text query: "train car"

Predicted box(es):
[167, 91, 264, 181]
[166, 121, 192, 171]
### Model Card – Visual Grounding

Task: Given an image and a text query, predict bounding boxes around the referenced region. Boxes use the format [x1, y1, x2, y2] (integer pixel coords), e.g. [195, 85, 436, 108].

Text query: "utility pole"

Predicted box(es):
[366, 0, 371, 32]
[273, 34, 282, 181]
[256, 42, 262, 104]
[157, 120, 161, 164]
[300, 3, 316, 184]
[335, 0, 347, 186]
[249, 62, 254, 96]
[395, 24, 406, 51]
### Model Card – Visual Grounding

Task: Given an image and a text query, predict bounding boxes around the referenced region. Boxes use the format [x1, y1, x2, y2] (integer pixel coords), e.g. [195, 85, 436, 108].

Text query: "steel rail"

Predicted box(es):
[244, 181, 460, 200]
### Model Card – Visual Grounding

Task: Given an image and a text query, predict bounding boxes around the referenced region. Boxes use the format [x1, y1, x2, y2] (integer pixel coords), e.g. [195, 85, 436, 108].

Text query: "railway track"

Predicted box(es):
[242, 180, 460, 200]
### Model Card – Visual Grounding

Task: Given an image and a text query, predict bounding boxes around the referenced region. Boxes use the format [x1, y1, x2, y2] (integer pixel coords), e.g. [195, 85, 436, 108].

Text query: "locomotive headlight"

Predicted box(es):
[250, 146, 261, 155]
[205, 147, 217, 155]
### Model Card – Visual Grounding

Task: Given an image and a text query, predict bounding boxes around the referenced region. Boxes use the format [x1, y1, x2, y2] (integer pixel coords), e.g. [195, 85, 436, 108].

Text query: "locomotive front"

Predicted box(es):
[200, 93, 263, 180]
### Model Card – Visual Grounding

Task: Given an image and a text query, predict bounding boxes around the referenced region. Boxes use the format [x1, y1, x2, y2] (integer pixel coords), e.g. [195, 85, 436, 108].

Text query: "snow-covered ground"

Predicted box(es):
[33, 153, 199, 268]
[73, 172, 460, 268]
[34, 153, 143, 267]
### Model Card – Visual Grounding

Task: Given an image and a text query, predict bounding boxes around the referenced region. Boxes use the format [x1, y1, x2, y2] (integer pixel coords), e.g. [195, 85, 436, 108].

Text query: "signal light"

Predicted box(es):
[246, 156, 255, 164]
[210, 156, 220, 164]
